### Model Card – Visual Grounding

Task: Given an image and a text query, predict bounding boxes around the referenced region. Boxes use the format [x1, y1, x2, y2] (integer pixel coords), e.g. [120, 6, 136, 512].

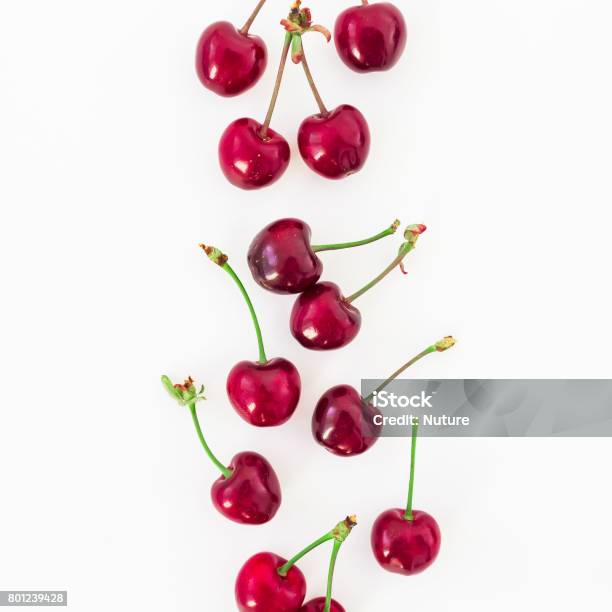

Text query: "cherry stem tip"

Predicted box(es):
[161, 375, 206, 406]
[435, 336, 456, 352]
[346, 223, 427, 303]
[277, 515, 357, 577]
[199, 244, 227, 267]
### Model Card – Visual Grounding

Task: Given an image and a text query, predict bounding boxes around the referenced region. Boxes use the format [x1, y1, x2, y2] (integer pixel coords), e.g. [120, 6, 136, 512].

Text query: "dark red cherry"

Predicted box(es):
[298, 105, 370, 179]
[300, 597, 345, 612]
[235, 552, 307, 612]
[248, 219, 323, 294]
[227, 358, 301, 427]
[248, 218, 400, 294]
[219, 118, 290, 190]
[290, 282, 361, 350]
[162, 377, 282, 525]
[196, 21, 267, 97]
[312, 337, 455, 454]
[211, 451, 282, 525]
[202, 246, 302, 426]
[289, 225, 427, 350]
[371, 509, 441, 575]
[202, 245, 302, 425]
[334, 2, 407, 73]
[312, 385, 381, 456]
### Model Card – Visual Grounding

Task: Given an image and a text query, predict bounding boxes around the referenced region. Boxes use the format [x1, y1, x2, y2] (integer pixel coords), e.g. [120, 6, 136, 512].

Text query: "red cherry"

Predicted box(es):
[235, 552, 307, 612]
[201, 245, 301, 426]
[334, 2, 407, 73]
[312, 385, 382, 456]
[290, 282, 362, 351]
[298, 105, 371, 179]
[300, 597, 345, 612]
[227, 358, 301, 427]
[286, 9, 369, 179]
[248, 218, 400, 294]
[215, 12, 297, 189]
[236, 516, 357, 612]
[196, 21, 267, 97]
[248, 219, 323, 294]
[290, 225, 426, 351]
[161, 376, 282, 525]
[371, 509, 441, 575]
[211, 451, 282, 525]
[312, 338, 455, 454]
[219, 118, 290, 190]
[370, 388, 455, 576]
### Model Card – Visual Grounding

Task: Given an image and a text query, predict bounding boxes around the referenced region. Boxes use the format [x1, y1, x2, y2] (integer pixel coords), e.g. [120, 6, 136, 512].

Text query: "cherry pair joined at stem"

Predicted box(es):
[161, 376, 281, 525]
[313, 337, 457, 456]
[196, 1, 268, 97]
[371, 385, 447, 575]
[248, 217, 400, 294]
[219, 2, 371, 190]
[235, 515, 356, 612]
[335, 1, 407, 73]
[290, 223, 427, 350]
[201, 245, 301, 428]
[199, 1, 407, 187]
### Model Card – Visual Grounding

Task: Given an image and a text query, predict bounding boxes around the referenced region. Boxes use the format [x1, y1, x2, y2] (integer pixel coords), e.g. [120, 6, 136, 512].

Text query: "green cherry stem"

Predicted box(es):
[278, 533, 333, 577]
[405, 418, 418, 521]
[364, 337, 456, 403]
[261, 32, 292, 139]
[324, 540, 342, 612]
[223, 264, 267, 364]
[189, 403, 232, 479]
[402, 336, 456, 520]
[240, 0, 267, 35]
[311, 220, 400, 253]
[161, 376, 232, 479]
[277, 515, 357, 577]
[201, 245, 267, 364]
[345, 224, 427, 304]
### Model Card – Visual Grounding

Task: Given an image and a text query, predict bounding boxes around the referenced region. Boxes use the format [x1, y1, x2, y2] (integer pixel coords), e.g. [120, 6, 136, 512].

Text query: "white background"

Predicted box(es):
[1, 0, 611, 610]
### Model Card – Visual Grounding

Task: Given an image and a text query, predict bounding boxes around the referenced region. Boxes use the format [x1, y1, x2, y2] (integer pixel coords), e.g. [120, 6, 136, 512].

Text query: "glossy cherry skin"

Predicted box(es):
[300, 597, 345, 612]
[211, 452, 281, 525]
[313, 385, 382, 456]
[290, 282, 361, 350]
[235, 552, 307, 612]
[227, 358, 301, 427]
[298, 105, 370, 180]
[248, 219, 323, 294]
[196, 21, 267, 97]
[219, 118, 290, 190]
[371, 509, 441, 575]
[334, 3, 407, 73]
